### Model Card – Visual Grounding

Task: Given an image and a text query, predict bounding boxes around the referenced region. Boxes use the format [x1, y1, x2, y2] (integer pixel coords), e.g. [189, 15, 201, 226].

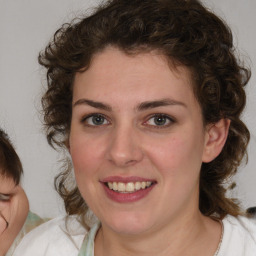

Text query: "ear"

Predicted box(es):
[202, 119, 230, 163]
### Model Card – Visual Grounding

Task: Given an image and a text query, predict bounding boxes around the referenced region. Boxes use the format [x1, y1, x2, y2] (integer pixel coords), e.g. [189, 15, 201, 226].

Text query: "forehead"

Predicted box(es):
[0, 173, 16, 194]
[73, 47, 197, 105]
[89, 47, 193, 81]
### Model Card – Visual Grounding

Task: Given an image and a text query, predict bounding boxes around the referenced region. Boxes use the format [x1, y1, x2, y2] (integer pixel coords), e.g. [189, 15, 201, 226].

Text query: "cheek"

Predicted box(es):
[0, 216, 6, 235]
[0, 202, 9, 234]
[148, 133, 204, 177]
[70, 136, 105, 178]
[149, 135, 203, 206]
[70, 140, 98, 201]
[149, 136, 189, 166]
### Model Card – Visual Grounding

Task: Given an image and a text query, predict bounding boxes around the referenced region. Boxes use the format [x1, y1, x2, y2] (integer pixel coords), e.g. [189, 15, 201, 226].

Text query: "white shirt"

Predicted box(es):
[218, 215, 256, 255]
[12, 215, 91, 256]
[12, 215, 256, 256]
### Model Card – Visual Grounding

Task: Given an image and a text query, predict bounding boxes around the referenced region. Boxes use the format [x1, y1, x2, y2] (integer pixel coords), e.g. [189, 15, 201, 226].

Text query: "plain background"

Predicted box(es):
[0, 0, 255, 218]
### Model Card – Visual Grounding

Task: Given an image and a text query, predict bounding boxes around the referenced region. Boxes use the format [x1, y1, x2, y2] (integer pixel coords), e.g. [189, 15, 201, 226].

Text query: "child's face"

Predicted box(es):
[0, 174, 15, 234]
[0, 174, 29, 255]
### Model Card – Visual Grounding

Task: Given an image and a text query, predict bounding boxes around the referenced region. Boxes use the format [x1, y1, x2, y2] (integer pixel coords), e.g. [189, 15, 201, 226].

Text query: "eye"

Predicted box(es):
[0, 194, 11, 202]
[145, 114, 174, 127]
[82, 114, 109, 126]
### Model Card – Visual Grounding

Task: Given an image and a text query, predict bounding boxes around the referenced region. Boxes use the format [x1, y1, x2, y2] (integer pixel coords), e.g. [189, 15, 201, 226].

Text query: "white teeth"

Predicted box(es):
[106, 181, 153, 193]
[126, 182, 135, 192]
[118, 182, 126, 192]
[113, 182, 118, 191]
[108, 182, 113, 190]
[135, 182, 141, 190]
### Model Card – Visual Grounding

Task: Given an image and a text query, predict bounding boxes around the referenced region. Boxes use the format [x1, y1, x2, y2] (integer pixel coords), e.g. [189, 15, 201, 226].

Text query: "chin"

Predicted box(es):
[102, 212, 153, 236]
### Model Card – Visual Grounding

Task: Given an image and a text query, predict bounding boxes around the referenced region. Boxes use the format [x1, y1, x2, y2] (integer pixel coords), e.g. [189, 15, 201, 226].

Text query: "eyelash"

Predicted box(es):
[81, 113, 110, 127]
[81, 113, 175, 129]
[144, 114, 175, 129]
[0, 194, 11, 202]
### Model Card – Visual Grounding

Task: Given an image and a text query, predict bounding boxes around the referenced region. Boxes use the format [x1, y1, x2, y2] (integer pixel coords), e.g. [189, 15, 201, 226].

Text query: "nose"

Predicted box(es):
[107, 124, 143, 167]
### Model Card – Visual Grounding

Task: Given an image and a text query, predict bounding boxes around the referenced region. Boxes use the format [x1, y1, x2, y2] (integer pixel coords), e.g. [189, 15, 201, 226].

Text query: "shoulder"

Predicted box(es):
[13, 215, 87, 256]
[219, 215, 256, 256]
[224, 215, 256, 238]
[6, 211, 48, 256]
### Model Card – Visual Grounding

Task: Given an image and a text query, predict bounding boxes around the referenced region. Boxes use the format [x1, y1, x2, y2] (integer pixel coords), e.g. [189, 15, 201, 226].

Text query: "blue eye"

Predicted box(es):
[83, 114, 109, 126]
[146, 114, 173, 127]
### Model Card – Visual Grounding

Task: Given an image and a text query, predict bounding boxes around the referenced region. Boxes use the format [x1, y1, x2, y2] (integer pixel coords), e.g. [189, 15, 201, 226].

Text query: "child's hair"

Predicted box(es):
[39, 0, 250, 218]
[246, 207, 256, 218]
[0, 128, 23, 184]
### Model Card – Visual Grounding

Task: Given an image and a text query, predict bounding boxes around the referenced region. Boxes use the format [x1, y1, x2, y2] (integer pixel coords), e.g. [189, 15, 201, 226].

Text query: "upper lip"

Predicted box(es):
[101, 176, 156, 183]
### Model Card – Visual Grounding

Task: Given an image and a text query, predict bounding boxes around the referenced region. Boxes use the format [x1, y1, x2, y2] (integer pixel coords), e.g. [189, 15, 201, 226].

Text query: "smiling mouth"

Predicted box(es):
[105, 181, 154, 193]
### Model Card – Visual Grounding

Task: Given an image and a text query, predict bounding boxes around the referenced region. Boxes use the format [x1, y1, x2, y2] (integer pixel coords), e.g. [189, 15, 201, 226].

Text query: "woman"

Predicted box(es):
[14, 0, 256, 255]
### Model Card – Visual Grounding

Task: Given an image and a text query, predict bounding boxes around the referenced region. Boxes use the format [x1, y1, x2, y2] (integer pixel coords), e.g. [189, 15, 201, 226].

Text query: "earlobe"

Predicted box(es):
[202, 119, 230, 163]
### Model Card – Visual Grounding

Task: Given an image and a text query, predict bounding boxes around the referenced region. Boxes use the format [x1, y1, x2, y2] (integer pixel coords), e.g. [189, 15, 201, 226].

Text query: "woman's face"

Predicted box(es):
[69, 47, 212, 236]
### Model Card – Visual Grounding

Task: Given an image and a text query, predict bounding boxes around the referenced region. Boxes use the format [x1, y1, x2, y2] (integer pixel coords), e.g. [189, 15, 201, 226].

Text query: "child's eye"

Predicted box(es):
[82, 114, 109, 126]
[0, 194, 11, 202]
[145, 114, 174, 127]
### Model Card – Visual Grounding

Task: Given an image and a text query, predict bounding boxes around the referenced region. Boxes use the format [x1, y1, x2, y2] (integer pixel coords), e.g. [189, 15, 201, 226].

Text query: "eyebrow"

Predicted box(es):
[73, 98, 186, 111]
[136, 98, 186, 111]
[73, 99, 112, 111]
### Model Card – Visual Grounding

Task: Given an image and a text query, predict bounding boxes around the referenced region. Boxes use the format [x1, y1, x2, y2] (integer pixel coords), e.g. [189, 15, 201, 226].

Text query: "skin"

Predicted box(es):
[0, 175, 29, 256]
[69, 47, 230, 256]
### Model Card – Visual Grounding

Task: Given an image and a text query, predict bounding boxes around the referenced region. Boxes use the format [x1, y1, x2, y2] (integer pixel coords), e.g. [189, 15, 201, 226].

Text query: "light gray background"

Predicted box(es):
[0, 0, 255, 218]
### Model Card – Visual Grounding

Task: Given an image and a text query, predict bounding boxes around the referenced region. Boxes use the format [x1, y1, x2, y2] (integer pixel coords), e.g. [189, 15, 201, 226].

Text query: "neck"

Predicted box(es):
[94, 210, 221, 256]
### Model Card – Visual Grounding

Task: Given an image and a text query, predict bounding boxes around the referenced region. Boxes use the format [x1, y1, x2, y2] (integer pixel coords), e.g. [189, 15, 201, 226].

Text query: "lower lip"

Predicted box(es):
[102, 183, 155, 203]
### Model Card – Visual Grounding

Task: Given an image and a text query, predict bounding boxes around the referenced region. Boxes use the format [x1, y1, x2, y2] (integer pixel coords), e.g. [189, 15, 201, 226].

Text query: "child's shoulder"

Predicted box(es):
[11, 214, 87, 256]
[6, 211, 49, 256]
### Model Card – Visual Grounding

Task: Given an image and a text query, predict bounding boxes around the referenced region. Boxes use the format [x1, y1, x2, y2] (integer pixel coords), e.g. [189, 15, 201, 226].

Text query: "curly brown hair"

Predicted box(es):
[0, 128, 23, 185]
[39, 0, 250, 218]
